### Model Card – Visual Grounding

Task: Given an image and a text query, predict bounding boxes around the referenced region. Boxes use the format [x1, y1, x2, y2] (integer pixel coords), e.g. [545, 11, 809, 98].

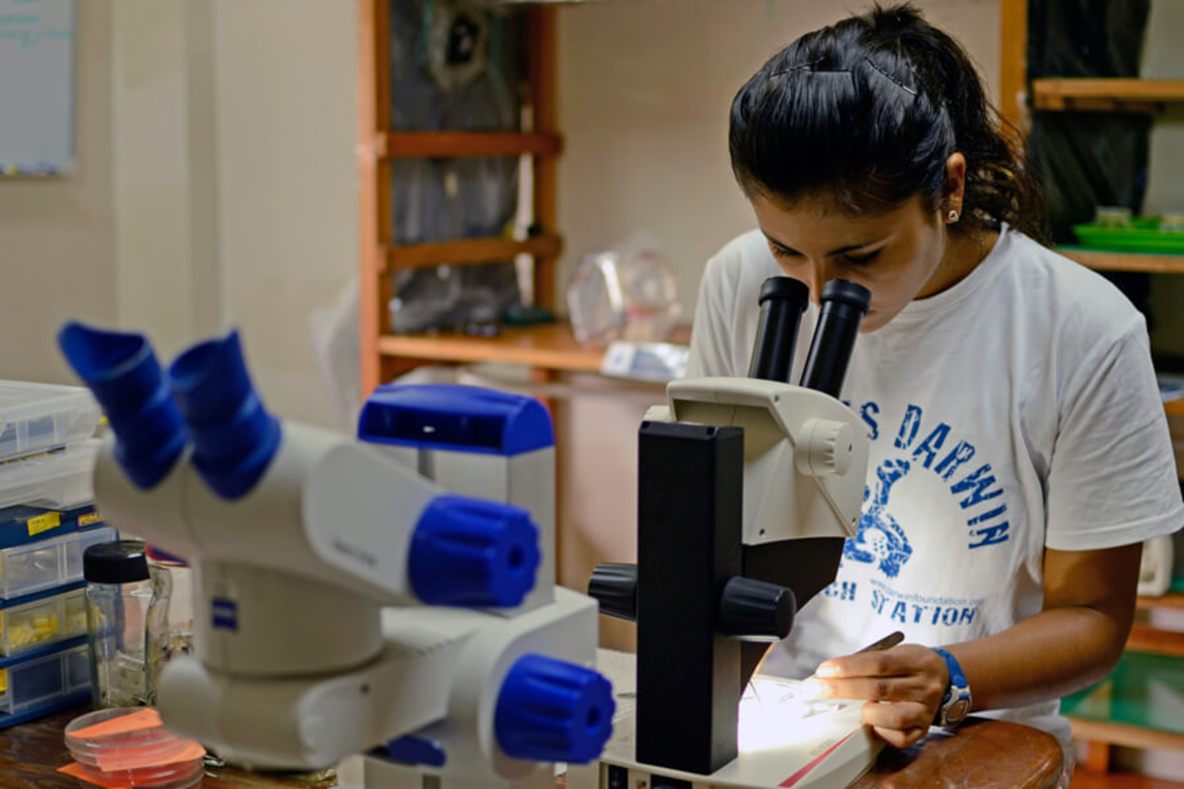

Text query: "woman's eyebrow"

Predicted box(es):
[763, 232, 891, 256]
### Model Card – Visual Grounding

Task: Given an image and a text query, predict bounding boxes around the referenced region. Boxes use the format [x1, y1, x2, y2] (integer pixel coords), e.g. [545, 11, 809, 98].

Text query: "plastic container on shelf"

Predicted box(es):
[0, 525, 117, 601]
[0, 381, 101, 463]
[0, 640, 90, 727]
[0, 503, 103, 551]
[64, 707, 205, 789]
[0, 584, 88, 656]
[0, 440, 99, 511]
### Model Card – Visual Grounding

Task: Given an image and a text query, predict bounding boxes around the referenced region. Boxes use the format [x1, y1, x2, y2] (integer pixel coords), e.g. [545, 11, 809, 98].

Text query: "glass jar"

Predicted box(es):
[145, 547, 195, 705]
[83, 540, 153, 708]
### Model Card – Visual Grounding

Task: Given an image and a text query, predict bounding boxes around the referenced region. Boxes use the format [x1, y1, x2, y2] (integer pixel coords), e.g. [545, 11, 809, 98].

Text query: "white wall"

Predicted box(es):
[111, 0, 222, 361]
[208, 0, 358, 430]
[0, 0, 116, 384]
[555, 0, 1001, 319]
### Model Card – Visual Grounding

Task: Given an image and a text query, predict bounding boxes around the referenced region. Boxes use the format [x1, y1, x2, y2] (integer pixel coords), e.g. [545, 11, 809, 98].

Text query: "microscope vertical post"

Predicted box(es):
[635, 422, 744, 775]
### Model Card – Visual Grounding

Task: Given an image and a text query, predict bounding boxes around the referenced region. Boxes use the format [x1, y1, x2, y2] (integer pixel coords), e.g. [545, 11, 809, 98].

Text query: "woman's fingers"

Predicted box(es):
[817, 674, 935, 702]
[871, 724, 930, 749]
[862, 700, 933, 734]
[816, 644, 945, 681]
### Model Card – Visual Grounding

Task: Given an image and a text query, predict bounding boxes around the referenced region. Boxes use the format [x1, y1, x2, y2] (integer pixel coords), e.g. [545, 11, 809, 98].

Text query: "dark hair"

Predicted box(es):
[729, 3, 1044, 241]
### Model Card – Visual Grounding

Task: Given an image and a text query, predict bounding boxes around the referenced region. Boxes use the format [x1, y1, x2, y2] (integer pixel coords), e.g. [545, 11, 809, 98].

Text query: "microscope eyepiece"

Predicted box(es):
[747, 276, 810, 382]
[798, 279, 871, 398]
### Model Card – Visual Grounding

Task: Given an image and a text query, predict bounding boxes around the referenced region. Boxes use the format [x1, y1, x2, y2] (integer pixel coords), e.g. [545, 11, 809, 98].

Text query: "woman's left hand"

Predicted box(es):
[813, 644, 950, 748]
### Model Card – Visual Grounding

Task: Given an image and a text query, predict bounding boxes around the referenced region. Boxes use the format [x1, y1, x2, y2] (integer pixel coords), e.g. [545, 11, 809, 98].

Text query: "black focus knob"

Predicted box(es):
[588, 563, 638, 622]
[717, 576, 796, 641]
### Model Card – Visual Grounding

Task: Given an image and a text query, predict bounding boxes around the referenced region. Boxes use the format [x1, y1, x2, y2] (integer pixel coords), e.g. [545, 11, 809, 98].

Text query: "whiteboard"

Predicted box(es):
[0, 0, 74, 176]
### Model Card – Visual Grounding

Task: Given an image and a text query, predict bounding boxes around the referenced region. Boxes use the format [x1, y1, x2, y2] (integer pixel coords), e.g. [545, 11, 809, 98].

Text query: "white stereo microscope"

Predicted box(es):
[59, 323, 614, 789]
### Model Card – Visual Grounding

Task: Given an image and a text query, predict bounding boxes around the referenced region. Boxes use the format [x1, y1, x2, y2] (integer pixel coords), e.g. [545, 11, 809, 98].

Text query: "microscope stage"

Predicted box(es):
[580, 650, 884, 789]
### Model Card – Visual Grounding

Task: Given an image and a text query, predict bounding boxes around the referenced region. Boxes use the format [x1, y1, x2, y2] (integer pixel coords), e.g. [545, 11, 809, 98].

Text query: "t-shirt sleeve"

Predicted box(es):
[685, 253, 740, 379]
[1045, 319, 1184, 551]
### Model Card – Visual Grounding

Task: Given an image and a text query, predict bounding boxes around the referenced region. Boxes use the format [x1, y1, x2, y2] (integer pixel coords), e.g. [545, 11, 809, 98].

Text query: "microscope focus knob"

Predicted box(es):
[588, 562, 638, 621]
[796, 418, 854, 477]
[495, 654, 615, 763]
[409, 494, 540, 607]
[717, 576, 796, 641]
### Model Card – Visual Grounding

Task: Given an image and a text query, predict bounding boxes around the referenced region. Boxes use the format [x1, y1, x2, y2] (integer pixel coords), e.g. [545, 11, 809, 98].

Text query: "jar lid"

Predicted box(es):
[84, 540, 150, 584]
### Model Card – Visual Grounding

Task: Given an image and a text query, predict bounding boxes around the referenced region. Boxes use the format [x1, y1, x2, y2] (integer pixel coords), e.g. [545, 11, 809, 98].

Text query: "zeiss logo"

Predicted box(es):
[212, 598, 238, 631]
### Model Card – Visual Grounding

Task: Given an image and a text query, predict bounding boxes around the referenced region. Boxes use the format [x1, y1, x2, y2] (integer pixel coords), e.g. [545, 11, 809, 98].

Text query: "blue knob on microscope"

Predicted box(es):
[494, 654, 615, 764]
[409, 495, 539, 607]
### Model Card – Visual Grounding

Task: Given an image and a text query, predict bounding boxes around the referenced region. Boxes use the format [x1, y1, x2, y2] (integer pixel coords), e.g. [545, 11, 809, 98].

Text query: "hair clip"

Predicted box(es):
[772, 57, 826, 77]
[863, 57, 918, 97]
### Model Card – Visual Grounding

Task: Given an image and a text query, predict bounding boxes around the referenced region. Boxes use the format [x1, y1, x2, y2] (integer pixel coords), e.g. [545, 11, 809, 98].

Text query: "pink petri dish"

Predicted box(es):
[65, 707, 204, 789]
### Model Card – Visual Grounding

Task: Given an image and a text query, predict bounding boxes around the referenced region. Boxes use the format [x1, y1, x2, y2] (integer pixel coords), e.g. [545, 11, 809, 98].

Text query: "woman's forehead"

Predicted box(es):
[752, 192, 926, 247]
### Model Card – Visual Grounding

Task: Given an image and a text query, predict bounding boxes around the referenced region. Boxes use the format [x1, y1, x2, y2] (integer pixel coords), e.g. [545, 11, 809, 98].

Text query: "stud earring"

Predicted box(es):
[947, 209, 960, 223]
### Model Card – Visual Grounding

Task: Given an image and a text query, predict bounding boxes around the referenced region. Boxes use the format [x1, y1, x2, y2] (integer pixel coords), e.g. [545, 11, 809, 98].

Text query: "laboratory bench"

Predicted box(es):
[1, 706, 1065, 789]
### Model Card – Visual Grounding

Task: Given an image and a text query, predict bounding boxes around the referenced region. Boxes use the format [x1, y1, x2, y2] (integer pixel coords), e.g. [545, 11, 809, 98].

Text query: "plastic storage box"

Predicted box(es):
[0, 504, 103, 551]
[0, 381, 101, 463]
[0, 526, 117, 601]
[0, 640, 90, 727]
[0, 585, 88, 656]
[0, 441, 99, 511]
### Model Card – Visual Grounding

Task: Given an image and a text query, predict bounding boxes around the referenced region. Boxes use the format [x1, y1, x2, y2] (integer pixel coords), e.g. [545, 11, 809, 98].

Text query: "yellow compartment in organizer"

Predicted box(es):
[0, 587, 88, 656]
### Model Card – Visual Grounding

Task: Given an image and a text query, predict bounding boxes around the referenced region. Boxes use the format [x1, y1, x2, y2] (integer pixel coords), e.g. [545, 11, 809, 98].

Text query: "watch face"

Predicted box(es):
[947, 697, 971, 725]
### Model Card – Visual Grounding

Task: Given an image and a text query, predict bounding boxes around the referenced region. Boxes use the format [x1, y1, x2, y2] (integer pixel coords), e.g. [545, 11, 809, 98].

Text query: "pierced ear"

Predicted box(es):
[942, 152, 968, 224]
[943, 152, 967, 199]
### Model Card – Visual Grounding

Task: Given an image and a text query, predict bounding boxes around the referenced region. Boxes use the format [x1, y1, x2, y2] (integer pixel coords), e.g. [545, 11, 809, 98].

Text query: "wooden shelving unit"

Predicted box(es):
[383, 235, 564, 272]
[1001, 3, 1184, 773]
[376, 324, 605, 374]
[1057, 247, 1184, 275]
[357, 1, 563, 393]
[1032, 78, 1184, 113]
[380, 131, 563, 159]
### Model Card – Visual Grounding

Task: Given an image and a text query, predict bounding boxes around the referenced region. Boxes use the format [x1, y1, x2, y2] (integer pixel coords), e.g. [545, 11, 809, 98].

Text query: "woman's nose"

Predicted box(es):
[808, 261, 837, 302]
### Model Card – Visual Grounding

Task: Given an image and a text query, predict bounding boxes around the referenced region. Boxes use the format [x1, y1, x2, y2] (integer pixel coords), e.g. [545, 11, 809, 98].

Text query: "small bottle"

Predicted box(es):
[83, 540, 153, 708]
[145, 546, 195, 704]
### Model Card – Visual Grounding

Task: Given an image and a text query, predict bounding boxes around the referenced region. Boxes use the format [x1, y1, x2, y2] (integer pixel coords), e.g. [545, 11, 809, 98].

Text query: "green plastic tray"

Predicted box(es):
[1073, 218, 1184, 254]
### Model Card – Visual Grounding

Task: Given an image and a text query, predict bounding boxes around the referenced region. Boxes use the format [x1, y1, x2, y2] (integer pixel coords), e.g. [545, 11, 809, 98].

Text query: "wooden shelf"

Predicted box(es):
[1138, 591, 1184, 612]
[1127, 621, 1184, 658]
[384, 235, 563, 272]
[1066, 718, 1184, 753]
[1057, 246, 1184, 274]
[377, 131, 563, 159]
[1033, 79, 1184, 112]
[377, 324, 607, 373]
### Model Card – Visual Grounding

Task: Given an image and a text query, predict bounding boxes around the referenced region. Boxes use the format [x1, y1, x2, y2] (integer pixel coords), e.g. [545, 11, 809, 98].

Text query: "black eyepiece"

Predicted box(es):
[798, 279, 871, 398]
[747, 277, 810, 382]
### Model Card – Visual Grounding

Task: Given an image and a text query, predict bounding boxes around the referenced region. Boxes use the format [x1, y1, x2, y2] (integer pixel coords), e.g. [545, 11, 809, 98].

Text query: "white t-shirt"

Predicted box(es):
[686, 225, 1184, 744]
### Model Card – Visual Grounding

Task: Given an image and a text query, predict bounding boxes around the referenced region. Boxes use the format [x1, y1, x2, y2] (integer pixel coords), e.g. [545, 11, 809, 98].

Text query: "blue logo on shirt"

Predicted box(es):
[821, 401, 1012, 631]
[843, 458, 914, 578]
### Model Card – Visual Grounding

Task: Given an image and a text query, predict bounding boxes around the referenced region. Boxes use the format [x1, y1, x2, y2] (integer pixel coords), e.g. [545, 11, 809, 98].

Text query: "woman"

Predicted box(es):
[687, 3, 1183, 752]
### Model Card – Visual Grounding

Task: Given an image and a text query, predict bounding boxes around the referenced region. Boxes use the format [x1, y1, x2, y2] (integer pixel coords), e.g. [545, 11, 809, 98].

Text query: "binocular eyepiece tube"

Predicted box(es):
[746, 277, 871, 398]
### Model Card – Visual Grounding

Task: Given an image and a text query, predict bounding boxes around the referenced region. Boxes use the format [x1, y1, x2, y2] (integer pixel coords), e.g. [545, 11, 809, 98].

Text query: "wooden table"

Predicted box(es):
[3, 708, 1065, 789]
[0, 706, 336, 789]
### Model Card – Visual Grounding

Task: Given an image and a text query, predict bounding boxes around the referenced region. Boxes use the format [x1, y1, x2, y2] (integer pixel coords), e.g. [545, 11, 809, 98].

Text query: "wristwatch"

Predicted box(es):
[931, 647, 972, 728]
